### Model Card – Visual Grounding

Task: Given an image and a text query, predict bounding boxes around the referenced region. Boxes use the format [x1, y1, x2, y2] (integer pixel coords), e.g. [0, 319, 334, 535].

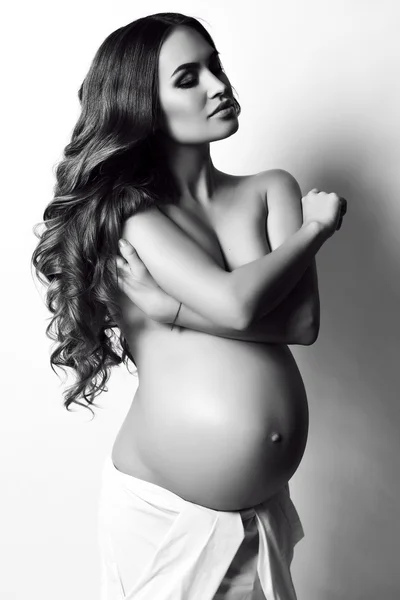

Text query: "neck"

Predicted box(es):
[158, 135, 220, 206]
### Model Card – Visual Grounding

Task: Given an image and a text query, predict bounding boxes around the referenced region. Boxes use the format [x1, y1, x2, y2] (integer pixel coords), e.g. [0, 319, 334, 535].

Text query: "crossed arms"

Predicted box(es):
[157, 169, 320, 346]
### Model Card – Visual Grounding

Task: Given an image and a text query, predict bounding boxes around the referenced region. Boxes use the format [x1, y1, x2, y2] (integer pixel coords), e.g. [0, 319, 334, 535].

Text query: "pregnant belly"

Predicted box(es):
[121, 336, 309, 511]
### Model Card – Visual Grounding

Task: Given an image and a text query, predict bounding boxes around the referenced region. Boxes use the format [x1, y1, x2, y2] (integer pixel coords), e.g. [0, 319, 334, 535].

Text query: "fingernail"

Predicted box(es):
[119, 239, 127, 247]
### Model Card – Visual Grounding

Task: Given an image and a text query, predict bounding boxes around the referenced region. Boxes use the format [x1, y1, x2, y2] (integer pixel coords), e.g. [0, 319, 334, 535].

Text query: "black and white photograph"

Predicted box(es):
[2, 1, 399, 598]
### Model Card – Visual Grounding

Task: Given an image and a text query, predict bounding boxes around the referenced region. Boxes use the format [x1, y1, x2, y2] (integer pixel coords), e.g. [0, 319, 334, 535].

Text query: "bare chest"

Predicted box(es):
[158, 174, 271, 274]
[113, 173, 271, 336]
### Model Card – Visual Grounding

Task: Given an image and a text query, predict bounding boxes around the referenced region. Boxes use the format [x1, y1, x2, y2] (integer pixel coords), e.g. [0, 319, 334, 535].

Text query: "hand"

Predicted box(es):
[302, 188, 347, 239]
[115, 239, 178, 323]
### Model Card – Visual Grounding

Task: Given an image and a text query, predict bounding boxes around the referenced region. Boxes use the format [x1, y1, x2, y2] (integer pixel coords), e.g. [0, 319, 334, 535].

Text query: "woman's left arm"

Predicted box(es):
[165, 170, 320, 344]
[261, 169, 320, 339]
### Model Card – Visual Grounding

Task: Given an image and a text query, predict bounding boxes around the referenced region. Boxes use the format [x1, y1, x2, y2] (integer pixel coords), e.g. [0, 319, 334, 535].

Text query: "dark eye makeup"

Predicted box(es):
[177, 62, 224, 89]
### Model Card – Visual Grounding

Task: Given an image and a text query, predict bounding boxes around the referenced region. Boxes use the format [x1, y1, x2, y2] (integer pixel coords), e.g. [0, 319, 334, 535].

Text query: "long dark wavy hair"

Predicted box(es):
[31, 12, 241, 418]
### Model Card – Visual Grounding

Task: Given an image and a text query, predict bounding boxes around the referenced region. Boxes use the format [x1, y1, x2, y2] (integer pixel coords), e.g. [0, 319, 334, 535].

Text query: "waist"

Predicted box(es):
[134, 329, 302, 376]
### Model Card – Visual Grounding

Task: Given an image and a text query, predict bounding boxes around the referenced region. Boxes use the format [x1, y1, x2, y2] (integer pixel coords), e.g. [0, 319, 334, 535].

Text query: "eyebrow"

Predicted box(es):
[170, 49, 220, 78]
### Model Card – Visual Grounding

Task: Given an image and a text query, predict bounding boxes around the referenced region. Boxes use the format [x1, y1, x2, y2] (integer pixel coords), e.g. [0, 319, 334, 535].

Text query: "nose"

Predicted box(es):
[205, 69, 228, 99]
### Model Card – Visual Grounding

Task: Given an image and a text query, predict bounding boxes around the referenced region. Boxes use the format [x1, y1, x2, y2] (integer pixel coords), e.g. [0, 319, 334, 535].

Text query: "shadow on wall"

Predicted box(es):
[280, 121, 400, 598]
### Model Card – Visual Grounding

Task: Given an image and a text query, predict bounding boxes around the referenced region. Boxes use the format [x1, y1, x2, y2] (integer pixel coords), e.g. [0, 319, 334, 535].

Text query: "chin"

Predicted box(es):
[213, 118, 239, 140]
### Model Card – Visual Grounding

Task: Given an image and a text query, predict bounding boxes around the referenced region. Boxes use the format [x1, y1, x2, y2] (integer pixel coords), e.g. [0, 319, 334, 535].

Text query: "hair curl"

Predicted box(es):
[31, 12, 241, 418]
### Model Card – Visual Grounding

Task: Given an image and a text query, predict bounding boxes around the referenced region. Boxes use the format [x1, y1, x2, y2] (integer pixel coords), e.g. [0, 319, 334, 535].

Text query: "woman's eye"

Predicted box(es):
[177, 63, 224, 88]
[178, 78, 196, 88]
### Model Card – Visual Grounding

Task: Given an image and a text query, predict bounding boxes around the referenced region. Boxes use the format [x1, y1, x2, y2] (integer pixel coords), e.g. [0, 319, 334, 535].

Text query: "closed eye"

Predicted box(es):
[177, 62, 224, 89]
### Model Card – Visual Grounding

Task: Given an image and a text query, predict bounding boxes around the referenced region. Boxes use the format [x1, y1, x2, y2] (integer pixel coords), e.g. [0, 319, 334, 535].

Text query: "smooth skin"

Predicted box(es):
[110, 24, 347, 513]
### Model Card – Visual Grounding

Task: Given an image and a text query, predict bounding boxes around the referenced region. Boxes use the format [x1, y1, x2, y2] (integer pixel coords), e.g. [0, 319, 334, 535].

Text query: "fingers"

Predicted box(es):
[118, 238, 135, 256]
[115, 239, 144, 285]
[115, 256, 128, 269]
[309, 189, 347, 216]
[118, 239, 136, 266]
[119, 238, 132, 249]
[119, 238, 143, 263]
[339, 196, 347, 214]
[309, 188, 347, 213]
[113, 257, 128, 287]
[337, 197, 347, 230]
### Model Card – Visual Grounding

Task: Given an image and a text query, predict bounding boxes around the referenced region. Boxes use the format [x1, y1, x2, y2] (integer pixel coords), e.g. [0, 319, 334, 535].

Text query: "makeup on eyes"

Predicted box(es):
[170, 49, 220, 78]
[177, 62, 223, 88]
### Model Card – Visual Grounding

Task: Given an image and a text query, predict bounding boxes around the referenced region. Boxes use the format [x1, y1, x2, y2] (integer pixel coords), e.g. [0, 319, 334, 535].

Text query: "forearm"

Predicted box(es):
[167, 277, 313, 345]
[300, 258, 320, 332]
[232, 221, 325, 325]
[158, 240, 320, 345]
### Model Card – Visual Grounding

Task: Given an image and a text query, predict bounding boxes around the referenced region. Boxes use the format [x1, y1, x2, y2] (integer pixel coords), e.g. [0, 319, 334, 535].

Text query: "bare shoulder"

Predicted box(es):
[252, 167, 301, 195]
[254, 169, 302, 209]
[210, 169, 269, 223]
[252, 168, 300, 184]
[215, 169, 266, 202]
[216, 169, 300, 217]
[219, 167, 299, 192]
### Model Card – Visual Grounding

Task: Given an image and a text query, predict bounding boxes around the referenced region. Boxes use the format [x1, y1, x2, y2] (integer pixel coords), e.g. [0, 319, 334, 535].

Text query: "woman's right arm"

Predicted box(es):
[230, 221, 324, 327]
[120, 207, 326, 331]
[164, 289, 315, 345]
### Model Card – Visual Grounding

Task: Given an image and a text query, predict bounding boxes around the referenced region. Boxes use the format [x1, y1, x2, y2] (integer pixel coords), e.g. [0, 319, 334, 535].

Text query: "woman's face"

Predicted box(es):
[157, 25, 239, 144]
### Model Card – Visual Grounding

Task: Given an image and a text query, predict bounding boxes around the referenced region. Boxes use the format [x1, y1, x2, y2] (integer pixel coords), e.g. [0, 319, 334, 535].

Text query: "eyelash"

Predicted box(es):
[177, 63, 224, 88]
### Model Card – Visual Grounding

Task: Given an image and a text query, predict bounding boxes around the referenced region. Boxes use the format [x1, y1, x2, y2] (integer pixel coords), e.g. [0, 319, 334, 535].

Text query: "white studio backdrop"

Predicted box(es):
[1, 0, 399, 598]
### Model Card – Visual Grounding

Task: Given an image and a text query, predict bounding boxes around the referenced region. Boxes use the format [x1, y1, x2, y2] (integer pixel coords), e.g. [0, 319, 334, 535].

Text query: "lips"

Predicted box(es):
[210, 99, 234, 117]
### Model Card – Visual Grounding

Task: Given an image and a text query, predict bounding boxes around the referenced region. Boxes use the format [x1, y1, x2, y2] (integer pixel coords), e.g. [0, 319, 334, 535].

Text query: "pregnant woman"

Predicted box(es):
[31, 12, 347, 600]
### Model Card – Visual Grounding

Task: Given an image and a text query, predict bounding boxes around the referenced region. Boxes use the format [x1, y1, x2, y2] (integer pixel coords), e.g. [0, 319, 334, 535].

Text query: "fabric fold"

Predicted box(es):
[97, 455, 304, 600]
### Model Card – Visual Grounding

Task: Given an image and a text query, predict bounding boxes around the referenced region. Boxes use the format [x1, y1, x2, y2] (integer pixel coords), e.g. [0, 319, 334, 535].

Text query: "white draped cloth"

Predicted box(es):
[97, 455, 305, 600]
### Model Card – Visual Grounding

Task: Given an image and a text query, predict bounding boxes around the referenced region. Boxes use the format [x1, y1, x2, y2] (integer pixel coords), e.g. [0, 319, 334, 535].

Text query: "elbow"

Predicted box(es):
[304, 299, 320, 345]
[303, 319, 320, 345]
[226, 276, 252, 331]
[232, 298, 251, 331]
[235, 311, 250, 331]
